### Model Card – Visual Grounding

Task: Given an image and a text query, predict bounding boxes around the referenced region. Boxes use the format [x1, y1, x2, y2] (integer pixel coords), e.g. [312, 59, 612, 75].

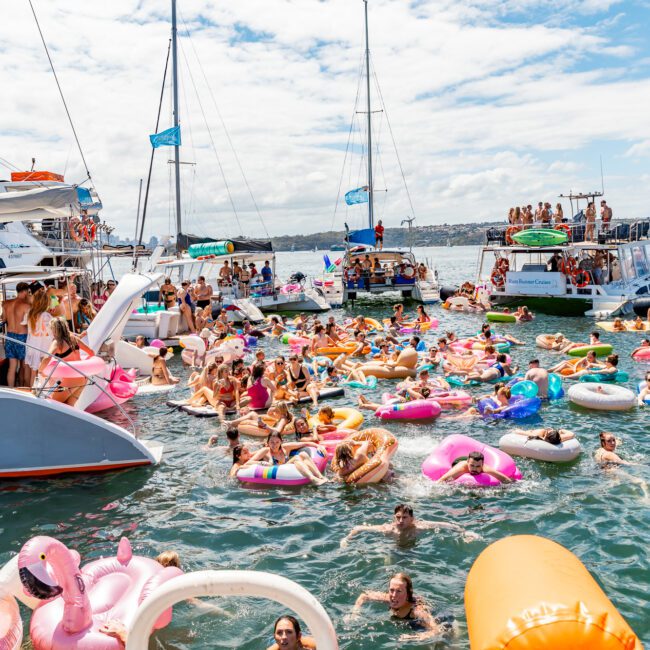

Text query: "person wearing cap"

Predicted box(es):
[2, 282, 31, 387]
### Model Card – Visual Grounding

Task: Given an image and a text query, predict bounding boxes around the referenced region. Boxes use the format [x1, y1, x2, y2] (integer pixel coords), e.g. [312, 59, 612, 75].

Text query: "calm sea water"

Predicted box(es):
[2, 246, 649, 649]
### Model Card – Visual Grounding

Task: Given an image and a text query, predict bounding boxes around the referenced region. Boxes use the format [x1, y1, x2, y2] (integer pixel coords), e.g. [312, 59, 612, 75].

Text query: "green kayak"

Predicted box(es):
[511, 229, 568, 247]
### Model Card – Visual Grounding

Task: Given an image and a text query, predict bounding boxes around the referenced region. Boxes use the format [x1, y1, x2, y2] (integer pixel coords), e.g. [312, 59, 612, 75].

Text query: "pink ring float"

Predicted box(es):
[422, 434, 522, 486]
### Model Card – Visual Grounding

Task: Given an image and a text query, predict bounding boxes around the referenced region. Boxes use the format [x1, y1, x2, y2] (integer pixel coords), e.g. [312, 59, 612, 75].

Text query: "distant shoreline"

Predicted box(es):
[269, 222, 501, 251]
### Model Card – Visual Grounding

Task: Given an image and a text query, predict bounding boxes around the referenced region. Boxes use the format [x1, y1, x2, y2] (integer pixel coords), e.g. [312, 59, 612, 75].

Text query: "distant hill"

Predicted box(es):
[269, 222, 502, 251]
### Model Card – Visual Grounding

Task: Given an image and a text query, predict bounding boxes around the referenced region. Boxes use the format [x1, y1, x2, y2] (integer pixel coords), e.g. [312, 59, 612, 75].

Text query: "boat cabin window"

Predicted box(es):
[621, 248, 636, 281]
[632, 245, 649, 277]
[521, 263, 547, 272]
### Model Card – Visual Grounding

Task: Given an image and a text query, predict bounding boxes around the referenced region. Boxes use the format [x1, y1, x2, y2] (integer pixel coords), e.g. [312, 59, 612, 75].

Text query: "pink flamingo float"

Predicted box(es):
[18, 536, 182, 649]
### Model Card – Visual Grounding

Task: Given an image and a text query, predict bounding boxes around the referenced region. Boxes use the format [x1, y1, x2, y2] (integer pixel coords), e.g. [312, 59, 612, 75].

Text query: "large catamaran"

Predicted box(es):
[316, 1, 439, 308]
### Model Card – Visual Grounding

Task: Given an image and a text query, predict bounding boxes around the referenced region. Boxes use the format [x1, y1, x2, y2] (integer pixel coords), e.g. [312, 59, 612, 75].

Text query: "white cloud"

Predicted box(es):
[0, 0, 648, 239]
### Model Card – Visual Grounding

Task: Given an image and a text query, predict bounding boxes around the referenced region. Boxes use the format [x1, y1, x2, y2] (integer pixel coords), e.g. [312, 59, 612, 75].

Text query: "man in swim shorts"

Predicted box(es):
[524, 359, 548, 399]
[436, 451, 513, 484]
[340, 503, 480, 547]
[2, 282, 31, 387]
[193, 276, 213, 310]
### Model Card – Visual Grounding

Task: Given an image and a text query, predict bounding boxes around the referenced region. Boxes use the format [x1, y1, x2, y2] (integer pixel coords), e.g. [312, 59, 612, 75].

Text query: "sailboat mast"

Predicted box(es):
[364, 0, 374, 231]
[171, 0, 182, 248]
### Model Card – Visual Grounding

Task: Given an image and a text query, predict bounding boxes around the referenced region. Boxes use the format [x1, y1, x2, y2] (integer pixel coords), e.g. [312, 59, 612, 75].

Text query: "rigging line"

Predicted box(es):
[139, 39, 171, 246]
[177, 38, 243, 237]
[179, 13, 269, 239]
[371, 55, 416, 220]
[331, 47, 366, 231]
[178, 48, 197, 226]
[28, 0, 93, 188]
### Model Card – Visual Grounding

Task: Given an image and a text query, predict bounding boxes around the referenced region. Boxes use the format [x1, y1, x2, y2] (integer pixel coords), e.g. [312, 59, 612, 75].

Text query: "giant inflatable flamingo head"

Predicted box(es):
[18, 536, 82, 601]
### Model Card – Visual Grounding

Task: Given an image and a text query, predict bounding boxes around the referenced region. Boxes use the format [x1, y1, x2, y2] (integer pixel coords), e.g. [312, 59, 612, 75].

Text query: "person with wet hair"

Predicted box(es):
[266, 615, 316, 650]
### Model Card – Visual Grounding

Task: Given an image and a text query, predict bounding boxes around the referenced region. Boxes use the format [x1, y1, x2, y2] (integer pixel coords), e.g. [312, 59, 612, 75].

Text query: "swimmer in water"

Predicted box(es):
[349, 573, 454, 642]
[511, 427, 575, 445]
[266, 615, 316, 650]
[340, 503, 480, 547]
[436, 450, 513, 484]
[594, 432, 630, 465]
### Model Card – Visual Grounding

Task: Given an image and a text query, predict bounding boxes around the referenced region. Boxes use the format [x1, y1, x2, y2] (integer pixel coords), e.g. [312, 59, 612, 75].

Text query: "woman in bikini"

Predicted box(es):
[151, 347, 179, 386]
[159, 277, 177, 310]
[287, 354, 320, 407]
[185, 363, 247, 420]
[37, 317, 95, 406]
[310, 324, 335, 354]
[242, 432, 327, 485]
[270, 356, 291, 400]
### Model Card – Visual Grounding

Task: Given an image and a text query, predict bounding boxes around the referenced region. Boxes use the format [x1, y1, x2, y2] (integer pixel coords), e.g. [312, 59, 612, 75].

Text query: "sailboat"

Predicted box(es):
[315, 1, 439, 306]
[129, 0, 329, 333]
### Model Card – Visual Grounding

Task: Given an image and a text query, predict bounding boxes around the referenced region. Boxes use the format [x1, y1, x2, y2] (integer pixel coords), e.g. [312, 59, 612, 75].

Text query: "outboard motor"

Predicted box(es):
[290, 271, 306, 285]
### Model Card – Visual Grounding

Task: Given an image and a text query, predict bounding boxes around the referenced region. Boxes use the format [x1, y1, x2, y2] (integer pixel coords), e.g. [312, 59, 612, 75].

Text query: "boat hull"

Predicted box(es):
[490, 294, 590, 316]
[0, 389, 162, 479]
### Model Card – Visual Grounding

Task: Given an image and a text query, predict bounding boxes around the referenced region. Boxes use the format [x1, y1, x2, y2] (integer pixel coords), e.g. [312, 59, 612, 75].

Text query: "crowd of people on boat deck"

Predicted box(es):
[343, 254, 429, 288]
[0, 276, 111, 389]
[506, 199, 613, 242]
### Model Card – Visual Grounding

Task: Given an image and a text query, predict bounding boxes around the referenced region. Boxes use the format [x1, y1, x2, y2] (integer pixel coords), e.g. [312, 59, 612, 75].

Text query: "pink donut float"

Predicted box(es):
[632, 347, 650, 361]
[376, 399, 441, 420]
[150, 338, 165, 348]
[86, 367, 138, 414]
[429, 390, 472, 409]
[422, 434, 522, 486]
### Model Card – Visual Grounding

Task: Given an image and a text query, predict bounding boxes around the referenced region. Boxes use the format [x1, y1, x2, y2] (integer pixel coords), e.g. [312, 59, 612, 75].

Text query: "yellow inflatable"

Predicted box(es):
[307, 407, 363, 430]
[465, 535, 642, 649]
[316, 342, 371, 358]
[359, 347, 418, 379]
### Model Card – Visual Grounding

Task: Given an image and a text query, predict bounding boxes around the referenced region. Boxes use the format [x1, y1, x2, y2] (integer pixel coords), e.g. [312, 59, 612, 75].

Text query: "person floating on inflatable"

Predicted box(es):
[436, 450, 513, 484]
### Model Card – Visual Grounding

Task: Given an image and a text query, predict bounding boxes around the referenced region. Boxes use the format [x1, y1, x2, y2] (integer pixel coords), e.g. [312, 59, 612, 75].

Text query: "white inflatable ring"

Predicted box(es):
[499, 433, 582, 463]
[567, 383, 636, 411]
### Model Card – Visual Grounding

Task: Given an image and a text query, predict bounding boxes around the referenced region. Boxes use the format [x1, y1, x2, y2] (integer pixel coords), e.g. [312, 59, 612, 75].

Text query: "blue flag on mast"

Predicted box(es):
[345, 186, 369, 205]
[149, 125, 181, 148]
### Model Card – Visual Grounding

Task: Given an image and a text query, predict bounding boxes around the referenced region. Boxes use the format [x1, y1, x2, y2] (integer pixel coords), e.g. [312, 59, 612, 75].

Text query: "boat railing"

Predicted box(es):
[0, 333, 139, 438]
[486, 218, 650, 246]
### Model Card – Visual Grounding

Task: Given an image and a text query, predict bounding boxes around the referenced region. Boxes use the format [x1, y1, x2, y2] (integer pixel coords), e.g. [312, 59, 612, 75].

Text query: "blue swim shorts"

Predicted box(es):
[5, 332, 27, 360]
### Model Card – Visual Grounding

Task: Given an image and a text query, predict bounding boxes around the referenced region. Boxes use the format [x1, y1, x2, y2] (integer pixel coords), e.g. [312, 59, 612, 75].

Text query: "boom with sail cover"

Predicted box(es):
[0, 186, 80, 223]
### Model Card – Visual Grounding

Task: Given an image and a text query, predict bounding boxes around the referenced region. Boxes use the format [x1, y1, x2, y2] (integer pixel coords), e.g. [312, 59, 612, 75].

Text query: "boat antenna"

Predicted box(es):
[28, 0, 94, 187]
[401, 216, 415, 252]
[363, 0, 374, 231]
[600, 155, 605, 195]
[171, 0, 182, 256]
[138, 39, 172, 247]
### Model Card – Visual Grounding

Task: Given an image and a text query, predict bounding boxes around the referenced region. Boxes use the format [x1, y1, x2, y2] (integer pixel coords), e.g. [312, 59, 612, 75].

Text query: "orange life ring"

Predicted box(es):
[554, 223, 570, 235]
[574, 269, 591, 288]
[559, 256, 576, 276]
[491, 268, 505, 288]
[505, 226, 521, 245]
[70, 221, 82, 242]
[497, 258, 510, 273]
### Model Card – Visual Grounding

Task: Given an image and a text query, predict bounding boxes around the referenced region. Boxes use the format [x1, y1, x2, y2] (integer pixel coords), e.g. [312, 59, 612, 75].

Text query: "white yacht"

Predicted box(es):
[477, 210, 650, 317]
[0, 173, 103, 272]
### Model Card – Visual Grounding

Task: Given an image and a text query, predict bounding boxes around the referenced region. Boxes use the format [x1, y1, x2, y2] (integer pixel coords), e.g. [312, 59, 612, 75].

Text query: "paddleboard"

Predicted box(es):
[596, 321, 650, 333]
[511, 228, 568, 247]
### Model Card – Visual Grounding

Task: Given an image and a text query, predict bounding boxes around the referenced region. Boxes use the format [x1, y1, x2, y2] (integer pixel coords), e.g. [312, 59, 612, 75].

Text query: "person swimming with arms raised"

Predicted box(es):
[348, 573, 454, 642]
[340, 503, 480, 547]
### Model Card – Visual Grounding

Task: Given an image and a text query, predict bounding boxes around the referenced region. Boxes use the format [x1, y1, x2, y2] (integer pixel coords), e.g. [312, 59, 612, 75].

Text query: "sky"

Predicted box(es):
[1, 0, 649, 240]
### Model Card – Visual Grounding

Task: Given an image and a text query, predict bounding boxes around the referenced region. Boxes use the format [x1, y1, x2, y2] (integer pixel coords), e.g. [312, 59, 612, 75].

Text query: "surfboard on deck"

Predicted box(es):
[511, 229, 568, 247]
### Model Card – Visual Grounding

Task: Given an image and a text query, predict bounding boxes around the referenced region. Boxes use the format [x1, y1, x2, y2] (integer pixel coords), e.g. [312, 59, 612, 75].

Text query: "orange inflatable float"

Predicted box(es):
[332, 428, 397, 484]
[465, 535, 642, 649]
